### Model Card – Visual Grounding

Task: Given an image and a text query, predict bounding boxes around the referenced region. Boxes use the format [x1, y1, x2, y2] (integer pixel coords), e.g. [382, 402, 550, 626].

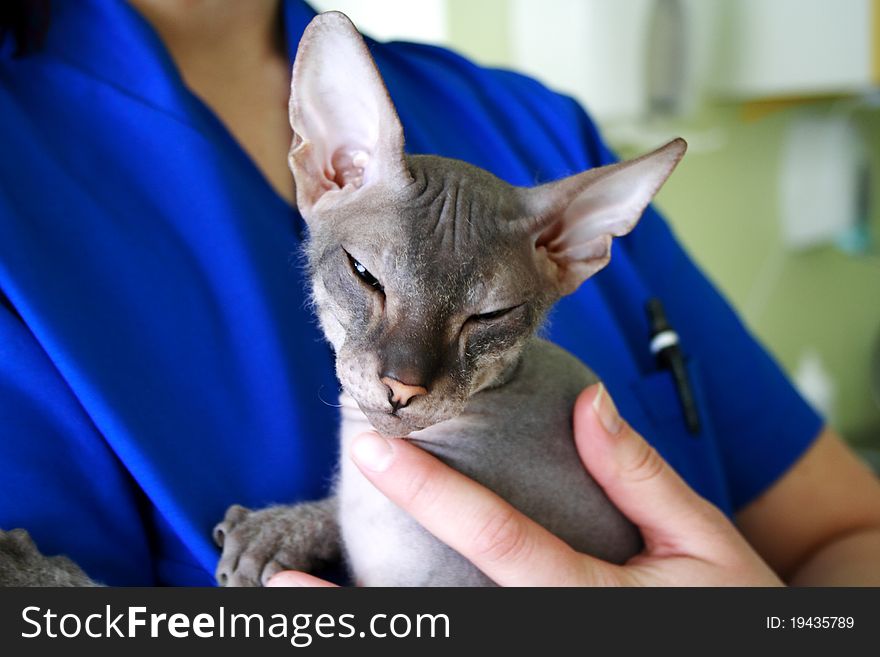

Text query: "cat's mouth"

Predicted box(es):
[338, 388, 429, 436]
[362, 408, 427, 438]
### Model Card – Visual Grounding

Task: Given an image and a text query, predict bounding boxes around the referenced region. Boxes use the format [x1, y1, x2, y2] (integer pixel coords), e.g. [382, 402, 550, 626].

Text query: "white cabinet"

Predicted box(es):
[711, 0, 876, 99]
[506, 0, 878, 122]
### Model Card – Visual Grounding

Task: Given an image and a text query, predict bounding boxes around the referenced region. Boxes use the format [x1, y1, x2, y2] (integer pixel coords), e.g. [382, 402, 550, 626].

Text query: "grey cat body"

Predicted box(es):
[337, 338, 640, 586]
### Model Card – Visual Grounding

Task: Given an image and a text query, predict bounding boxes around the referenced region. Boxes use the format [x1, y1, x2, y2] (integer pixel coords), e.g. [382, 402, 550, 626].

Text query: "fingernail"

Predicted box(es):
[266, 572, 308, 587]
[351, 432, 394, 472]
[593, 383, 623, 436]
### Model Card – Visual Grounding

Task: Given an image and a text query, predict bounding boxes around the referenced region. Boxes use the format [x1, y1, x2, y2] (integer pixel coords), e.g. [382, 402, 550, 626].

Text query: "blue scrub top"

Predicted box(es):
[0, 0, 822, 586]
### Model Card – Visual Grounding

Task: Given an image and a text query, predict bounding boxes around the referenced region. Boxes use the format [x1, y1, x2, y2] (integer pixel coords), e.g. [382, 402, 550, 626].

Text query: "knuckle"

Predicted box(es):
[690, 500, 730, 535]
[471, 508, 531, 565]
[620, 440, 666, 484]
[579, 560, 625, 587]
[401, 463, 444, 512]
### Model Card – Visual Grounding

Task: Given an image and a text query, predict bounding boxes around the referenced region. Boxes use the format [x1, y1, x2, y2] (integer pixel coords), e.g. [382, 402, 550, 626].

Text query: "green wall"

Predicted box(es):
[447, 0, 510, 67]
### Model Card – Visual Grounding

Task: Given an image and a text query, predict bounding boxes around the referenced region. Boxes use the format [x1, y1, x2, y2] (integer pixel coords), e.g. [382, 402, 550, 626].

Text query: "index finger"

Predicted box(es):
[349, 432, 608, 586]
[266, 571, 339, 588]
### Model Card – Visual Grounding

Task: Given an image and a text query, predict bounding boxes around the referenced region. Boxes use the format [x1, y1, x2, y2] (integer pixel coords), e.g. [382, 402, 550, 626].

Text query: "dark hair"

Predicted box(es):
[0, 0, 50, 57]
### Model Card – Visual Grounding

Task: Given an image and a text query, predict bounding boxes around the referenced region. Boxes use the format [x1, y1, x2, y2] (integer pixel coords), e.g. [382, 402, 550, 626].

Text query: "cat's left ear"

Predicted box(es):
[521, 139, 686, 295]
[288, 11, 410, 216]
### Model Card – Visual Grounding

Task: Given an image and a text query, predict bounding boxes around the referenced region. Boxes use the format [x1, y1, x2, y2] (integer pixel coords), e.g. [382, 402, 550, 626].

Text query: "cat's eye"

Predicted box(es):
[345, 250, 384, 292]
[471, 304, 522, 323]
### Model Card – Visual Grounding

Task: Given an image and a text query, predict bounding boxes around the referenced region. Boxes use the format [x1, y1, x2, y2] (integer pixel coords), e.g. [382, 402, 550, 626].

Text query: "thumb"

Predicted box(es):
[573, 383, 725, 552]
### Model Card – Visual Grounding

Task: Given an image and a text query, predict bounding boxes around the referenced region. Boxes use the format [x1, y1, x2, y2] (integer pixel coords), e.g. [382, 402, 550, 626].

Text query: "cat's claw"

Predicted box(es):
[214, 500, 340, 587]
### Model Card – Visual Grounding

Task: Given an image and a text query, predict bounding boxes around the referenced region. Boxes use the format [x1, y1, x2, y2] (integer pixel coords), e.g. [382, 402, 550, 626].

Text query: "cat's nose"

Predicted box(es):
[380, 375, 428, 411]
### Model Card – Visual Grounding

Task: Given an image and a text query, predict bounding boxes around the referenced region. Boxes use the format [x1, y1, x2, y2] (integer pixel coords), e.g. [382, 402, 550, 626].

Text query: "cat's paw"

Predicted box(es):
[213, 502, 339, 587]
[0, 529, 99, 587]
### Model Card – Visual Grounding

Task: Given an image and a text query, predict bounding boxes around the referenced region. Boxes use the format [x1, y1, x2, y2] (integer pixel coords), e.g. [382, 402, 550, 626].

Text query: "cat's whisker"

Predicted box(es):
[316, 386, 343, 408]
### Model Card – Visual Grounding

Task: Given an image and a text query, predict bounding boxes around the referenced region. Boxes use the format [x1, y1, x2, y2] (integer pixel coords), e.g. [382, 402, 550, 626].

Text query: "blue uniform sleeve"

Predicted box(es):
[0, 297, 155, 585]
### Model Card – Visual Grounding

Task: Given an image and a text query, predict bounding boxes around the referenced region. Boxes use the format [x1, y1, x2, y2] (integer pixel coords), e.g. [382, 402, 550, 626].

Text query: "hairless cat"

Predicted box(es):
[213, 12, 686, 587]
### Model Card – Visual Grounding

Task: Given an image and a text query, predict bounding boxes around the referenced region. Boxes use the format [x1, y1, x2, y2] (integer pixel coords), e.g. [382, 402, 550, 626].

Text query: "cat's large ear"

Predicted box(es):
[521, 139, 686, 295]
[288, 11, 410, 215]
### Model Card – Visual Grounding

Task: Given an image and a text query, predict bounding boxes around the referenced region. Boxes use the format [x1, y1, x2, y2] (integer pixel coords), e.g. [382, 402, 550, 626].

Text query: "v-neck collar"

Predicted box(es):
[39, 0, 319, 232]
[41, 0, 317, 137]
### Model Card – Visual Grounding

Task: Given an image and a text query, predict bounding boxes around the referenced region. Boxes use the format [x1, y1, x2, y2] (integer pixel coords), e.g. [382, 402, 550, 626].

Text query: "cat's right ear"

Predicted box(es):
[519, 139, 686, 295]
[288, 11, 410, 216]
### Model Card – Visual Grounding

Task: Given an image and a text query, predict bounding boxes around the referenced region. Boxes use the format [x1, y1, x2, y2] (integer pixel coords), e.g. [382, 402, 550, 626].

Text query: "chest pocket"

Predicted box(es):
[627, 358, 733, 516]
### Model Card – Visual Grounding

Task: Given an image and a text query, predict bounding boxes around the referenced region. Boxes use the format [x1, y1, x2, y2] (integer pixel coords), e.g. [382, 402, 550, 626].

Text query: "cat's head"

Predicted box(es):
[289, 12, 685, 437]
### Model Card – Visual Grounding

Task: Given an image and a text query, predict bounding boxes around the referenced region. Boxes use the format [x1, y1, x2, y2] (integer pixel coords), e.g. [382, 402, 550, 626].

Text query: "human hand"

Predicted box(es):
[268, 383, 783, 587]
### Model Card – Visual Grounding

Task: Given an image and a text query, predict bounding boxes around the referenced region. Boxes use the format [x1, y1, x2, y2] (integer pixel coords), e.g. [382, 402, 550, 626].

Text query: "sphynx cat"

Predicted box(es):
[213, 12, 686, 587]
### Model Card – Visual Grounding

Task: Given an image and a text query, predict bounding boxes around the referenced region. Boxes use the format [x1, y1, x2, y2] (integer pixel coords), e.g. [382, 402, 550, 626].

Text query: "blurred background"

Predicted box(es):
[312, 0, 880, 463]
